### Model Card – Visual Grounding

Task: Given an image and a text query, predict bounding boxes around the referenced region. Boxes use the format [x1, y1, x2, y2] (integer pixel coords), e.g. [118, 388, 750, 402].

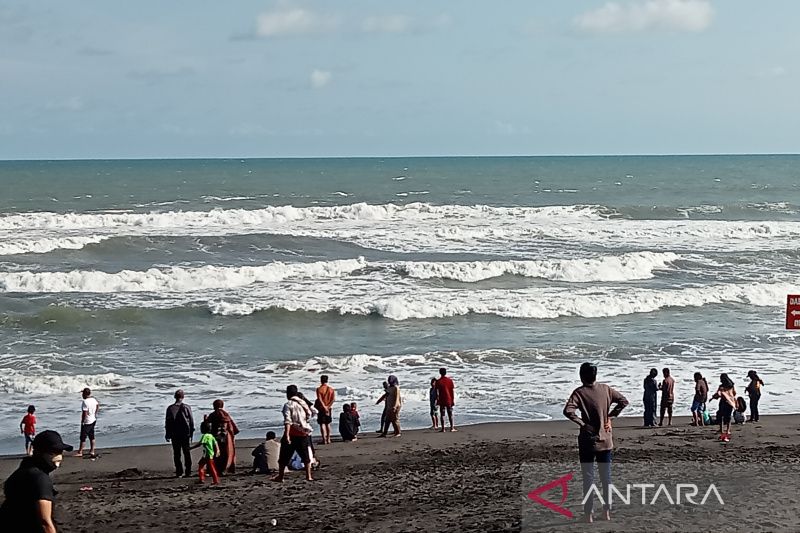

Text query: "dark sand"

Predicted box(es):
[2, 415, 800, 532]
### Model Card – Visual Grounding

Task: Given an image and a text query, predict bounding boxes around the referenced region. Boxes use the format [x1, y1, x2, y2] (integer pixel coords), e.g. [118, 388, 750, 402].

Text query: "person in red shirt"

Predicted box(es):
[20, 405, 37, 456]
[435, 368, 457, 432]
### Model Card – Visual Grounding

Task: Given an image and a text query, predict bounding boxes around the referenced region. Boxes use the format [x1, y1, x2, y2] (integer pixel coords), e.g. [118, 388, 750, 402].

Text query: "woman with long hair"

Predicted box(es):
[745, 370, 764, 422]
[207, 399, 240, 474]
[711, 374, 736, 442]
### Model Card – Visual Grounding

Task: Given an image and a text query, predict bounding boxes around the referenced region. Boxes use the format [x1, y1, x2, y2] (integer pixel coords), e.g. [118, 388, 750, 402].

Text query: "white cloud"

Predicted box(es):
[310, 69, 332, 89]
[362, 14, 412, 34]
[257, 7, 337, 37]
[575, 0, 713, 33]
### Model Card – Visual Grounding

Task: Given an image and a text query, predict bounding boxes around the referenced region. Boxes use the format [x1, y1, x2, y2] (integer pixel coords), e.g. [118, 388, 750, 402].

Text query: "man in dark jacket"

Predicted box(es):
[1, 430, 73, 533]
[165, 389, 195, 477]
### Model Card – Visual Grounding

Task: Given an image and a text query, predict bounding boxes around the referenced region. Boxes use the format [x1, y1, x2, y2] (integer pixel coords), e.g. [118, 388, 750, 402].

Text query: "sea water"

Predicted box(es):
[0, 155, 798, 452]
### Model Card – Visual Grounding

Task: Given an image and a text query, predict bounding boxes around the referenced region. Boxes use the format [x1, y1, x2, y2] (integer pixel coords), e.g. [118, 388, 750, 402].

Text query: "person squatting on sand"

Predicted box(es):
[207, 399, 239, 475]
[350, 402, 361, 437]
[251, 431, 280, 474]
[339, 404, 359, 442]
[273, 385, 314, 482]
[642, 369, 658, 427]
[192, 418, 220, 485]
[563, 362, 629, 524]
[165, 389, 195, 478]
[20, 405, 37, 456]
[75, 387, 99, 458]
[658, 368, 674, 427]
[375, 381, 389, 433]
[712, 373, 737, 442]
[1, 430, 73, 533]
[380, 375, 402, 438]
[315, 375, 336, 445]
[746, 370, 764, 422]
[435, 367, 457, 432]
[691, 373, 709, 427]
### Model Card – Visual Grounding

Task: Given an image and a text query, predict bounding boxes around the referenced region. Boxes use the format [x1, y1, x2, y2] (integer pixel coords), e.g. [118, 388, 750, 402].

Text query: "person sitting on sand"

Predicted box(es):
[711, 373, 737, 442]
[379, 375, 402, 438]
[375, 381, 389, 433]
[745, 370, 764, 422]
[251, 431, 280, 474]
[191, 419, 220, 484]
[564, 362, 629, 524]
[429, 377, 440, 430]
[207, 399, 239, 475]
[691, 373, 709, 427]
[642, 369, 658, 427]
[339, 404, 359, 442]
[658, 368, 674, 427]
[350, 402, 361, 436]
[272, 385, 314, 483]
[435, 368, 457, 432]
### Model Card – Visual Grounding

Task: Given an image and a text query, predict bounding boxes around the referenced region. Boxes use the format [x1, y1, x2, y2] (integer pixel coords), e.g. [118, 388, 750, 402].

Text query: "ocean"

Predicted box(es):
[1, 155, 798, 453]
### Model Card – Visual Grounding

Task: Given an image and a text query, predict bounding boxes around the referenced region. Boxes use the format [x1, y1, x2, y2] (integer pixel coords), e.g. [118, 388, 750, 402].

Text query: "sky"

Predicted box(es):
[1, 0, 798, 159]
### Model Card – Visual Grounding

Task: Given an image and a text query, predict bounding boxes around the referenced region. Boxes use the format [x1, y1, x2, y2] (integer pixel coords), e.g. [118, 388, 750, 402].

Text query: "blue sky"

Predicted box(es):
[1, 1, 797, 159]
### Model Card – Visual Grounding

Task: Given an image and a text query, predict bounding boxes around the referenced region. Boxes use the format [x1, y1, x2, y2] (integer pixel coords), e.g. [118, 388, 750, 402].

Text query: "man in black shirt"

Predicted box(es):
[1, 430, 73, 533]
[165, 389, 195, 477]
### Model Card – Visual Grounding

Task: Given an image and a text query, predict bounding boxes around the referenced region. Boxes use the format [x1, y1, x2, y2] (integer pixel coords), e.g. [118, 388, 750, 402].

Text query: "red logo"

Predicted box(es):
[527, 472, 574, 519]
[787, 295, 800, 330]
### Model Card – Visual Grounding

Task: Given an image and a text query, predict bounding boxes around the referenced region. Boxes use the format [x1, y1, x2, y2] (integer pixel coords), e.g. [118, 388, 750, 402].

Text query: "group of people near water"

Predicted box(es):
[641, 367, 764, 442]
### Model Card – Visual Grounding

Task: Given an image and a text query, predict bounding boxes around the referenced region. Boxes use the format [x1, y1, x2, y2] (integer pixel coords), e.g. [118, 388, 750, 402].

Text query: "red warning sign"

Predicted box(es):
[787, 295, 800, 329]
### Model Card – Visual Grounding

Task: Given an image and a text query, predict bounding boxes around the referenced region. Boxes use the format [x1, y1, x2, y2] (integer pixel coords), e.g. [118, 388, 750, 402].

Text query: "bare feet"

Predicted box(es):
[270, 476, 284, 483]
[450, 427, 458, 432]
[602, 509, 611, 521]
[392, 433, 401, 438]
[73, 452, 83, 457]
[584, 513, 593, 523]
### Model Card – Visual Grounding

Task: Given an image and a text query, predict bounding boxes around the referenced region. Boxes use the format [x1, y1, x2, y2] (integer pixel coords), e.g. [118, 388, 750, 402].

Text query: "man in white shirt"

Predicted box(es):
[75, 387, 99, 458]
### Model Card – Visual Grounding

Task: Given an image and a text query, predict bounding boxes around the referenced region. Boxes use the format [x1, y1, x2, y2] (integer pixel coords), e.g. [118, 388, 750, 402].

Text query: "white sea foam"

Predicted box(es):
[0, 236, 108, 255]
[0, 371, 125, 395]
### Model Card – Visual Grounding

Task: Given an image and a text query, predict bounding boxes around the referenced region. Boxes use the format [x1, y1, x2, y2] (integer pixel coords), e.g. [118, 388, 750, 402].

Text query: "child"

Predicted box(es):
[733, 398, 746, 425]
[375, 381, 389, 433]
[20, 405, 36, 456]
[191, 419, 220, 484]
[745, 370, 764, 422]
[429, 378, 439, 430]
[339, 404, 358, 442]
[711, 373, 737, 442]
[350, 402, 361, 436]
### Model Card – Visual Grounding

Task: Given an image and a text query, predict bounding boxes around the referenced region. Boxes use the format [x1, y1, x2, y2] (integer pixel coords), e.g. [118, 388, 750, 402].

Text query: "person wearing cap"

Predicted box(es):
[165, 389, 195, 478]
[74, 387, 100, 458]
[0, 430, 73, 533]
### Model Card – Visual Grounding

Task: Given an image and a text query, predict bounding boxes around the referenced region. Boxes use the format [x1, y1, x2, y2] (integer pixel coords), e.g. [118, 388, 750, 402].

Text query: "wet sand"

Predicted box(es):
[2, 415, 799, 532]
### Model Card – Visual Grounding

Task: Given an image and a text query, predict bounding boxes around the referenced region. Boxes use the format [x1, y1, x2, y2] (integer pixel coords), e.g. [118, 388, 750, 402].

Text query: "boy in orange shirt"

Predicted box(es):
[20, 405, 36, 456]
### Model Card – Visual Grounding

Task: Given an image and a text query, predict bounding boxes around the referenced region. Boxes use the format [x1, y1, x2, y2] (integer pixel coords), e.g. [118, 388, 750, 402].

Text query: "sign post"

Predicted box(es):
[787, 295, 800, 329]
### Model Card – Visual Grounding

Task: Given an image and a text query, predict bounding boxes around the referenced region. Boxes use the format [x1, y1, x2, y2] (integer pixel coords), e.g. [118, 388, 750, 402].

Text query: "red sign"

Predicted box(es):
[787, 295, 800, 329]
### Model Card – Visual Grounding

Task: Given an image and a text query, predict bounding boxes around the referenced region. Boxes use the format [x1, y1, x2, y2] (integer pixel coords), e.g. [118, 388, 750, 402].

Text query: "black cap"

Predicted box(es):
[32, 430, 73, 454]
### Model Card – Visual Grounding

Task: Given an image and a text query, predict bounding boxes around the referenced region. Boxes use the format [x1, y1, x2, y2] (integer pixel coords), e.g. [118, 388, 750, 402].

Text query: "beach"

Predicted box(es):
[3, 415, 799, 532]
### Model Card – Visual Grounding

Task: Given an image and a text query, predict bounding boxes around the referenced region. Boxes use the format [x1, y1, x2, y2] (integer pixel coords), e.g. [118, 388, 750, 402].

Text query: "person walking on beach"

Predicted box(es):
[315, 375, 335, 445]
[658, 368, 674, 427]
[429, 377, 439, 430]
[375, 381, 389, 433]
[642, 369, 658, 427]
[272, 385, 314, 483]
[563, 362, 629, 524]
[165, 389, 195, 478]
[0, 430, 73, 533]
[75, 388, 99, 458]
[711, 373, 737, 442]
[691, 373, 709, 426]
[435, 368, 457, 432]
[207, 399, 239, 475]
[379, 375, 402, 438]
[745, 370, 764, 422]
[20, 405, 37, 456]
[191, 419, 220, 485]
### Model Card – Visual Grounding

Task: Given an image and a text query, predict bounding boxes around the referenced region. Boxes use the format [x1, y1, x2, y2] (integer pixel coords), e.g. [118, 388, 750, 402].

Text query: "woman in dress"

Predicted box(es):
[379, 375, 402, 438]
[207, 399, 240, 474]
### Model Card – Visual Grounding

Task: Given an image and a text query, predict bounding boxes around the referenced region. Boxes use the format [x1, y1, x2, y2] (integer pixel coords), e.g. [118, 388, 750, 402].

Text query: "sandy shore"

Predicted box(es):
[2, 415, 800, 532]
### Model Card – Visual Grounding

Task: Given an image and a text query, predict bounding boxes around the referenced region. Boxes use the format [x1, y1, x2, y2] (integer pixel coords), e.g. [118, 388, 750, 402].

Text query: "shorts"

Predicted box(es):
[317, 413, 332, 425]
[718, 402, 733, 424]
[25, 434, 34, 446]
[279, 435, 311, 466]
[80, 422, 96, 442]
[691, 400, 706, 413]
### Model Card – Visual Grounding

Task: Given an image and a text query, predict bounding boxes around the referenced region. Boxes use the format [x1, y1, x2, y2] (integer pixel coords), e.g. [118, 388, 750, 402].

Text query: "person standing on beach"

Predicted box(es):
[563, 362, 629, 524]
[207, 399, 239, 475]
[429, 377, 439, 430]
[745, 370, 764, 422]
[379, 375, 402, 437]
[272, 385, 314, 482]
[642, 369, 658, 427]
[315, 375, 335, 445]
[0, 430, 73, 533]
[435, 368, 457, 432]
[711, 373, 737, 442]
[20, 405, 37, 456]
[691, 373, 709, 426]
[658, 368, 674, 427]
[165, 389, 195, 478]
[375, 381, 389, 433]
[191, 419, 220, 485]
[74, 388, 99, 458]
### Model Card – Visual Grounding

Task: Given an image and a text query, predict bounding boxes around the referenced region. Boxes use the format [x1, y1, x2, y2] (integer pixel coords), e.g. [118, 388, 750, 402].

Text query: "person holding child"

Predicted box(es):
[711, 373, 737, 442]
